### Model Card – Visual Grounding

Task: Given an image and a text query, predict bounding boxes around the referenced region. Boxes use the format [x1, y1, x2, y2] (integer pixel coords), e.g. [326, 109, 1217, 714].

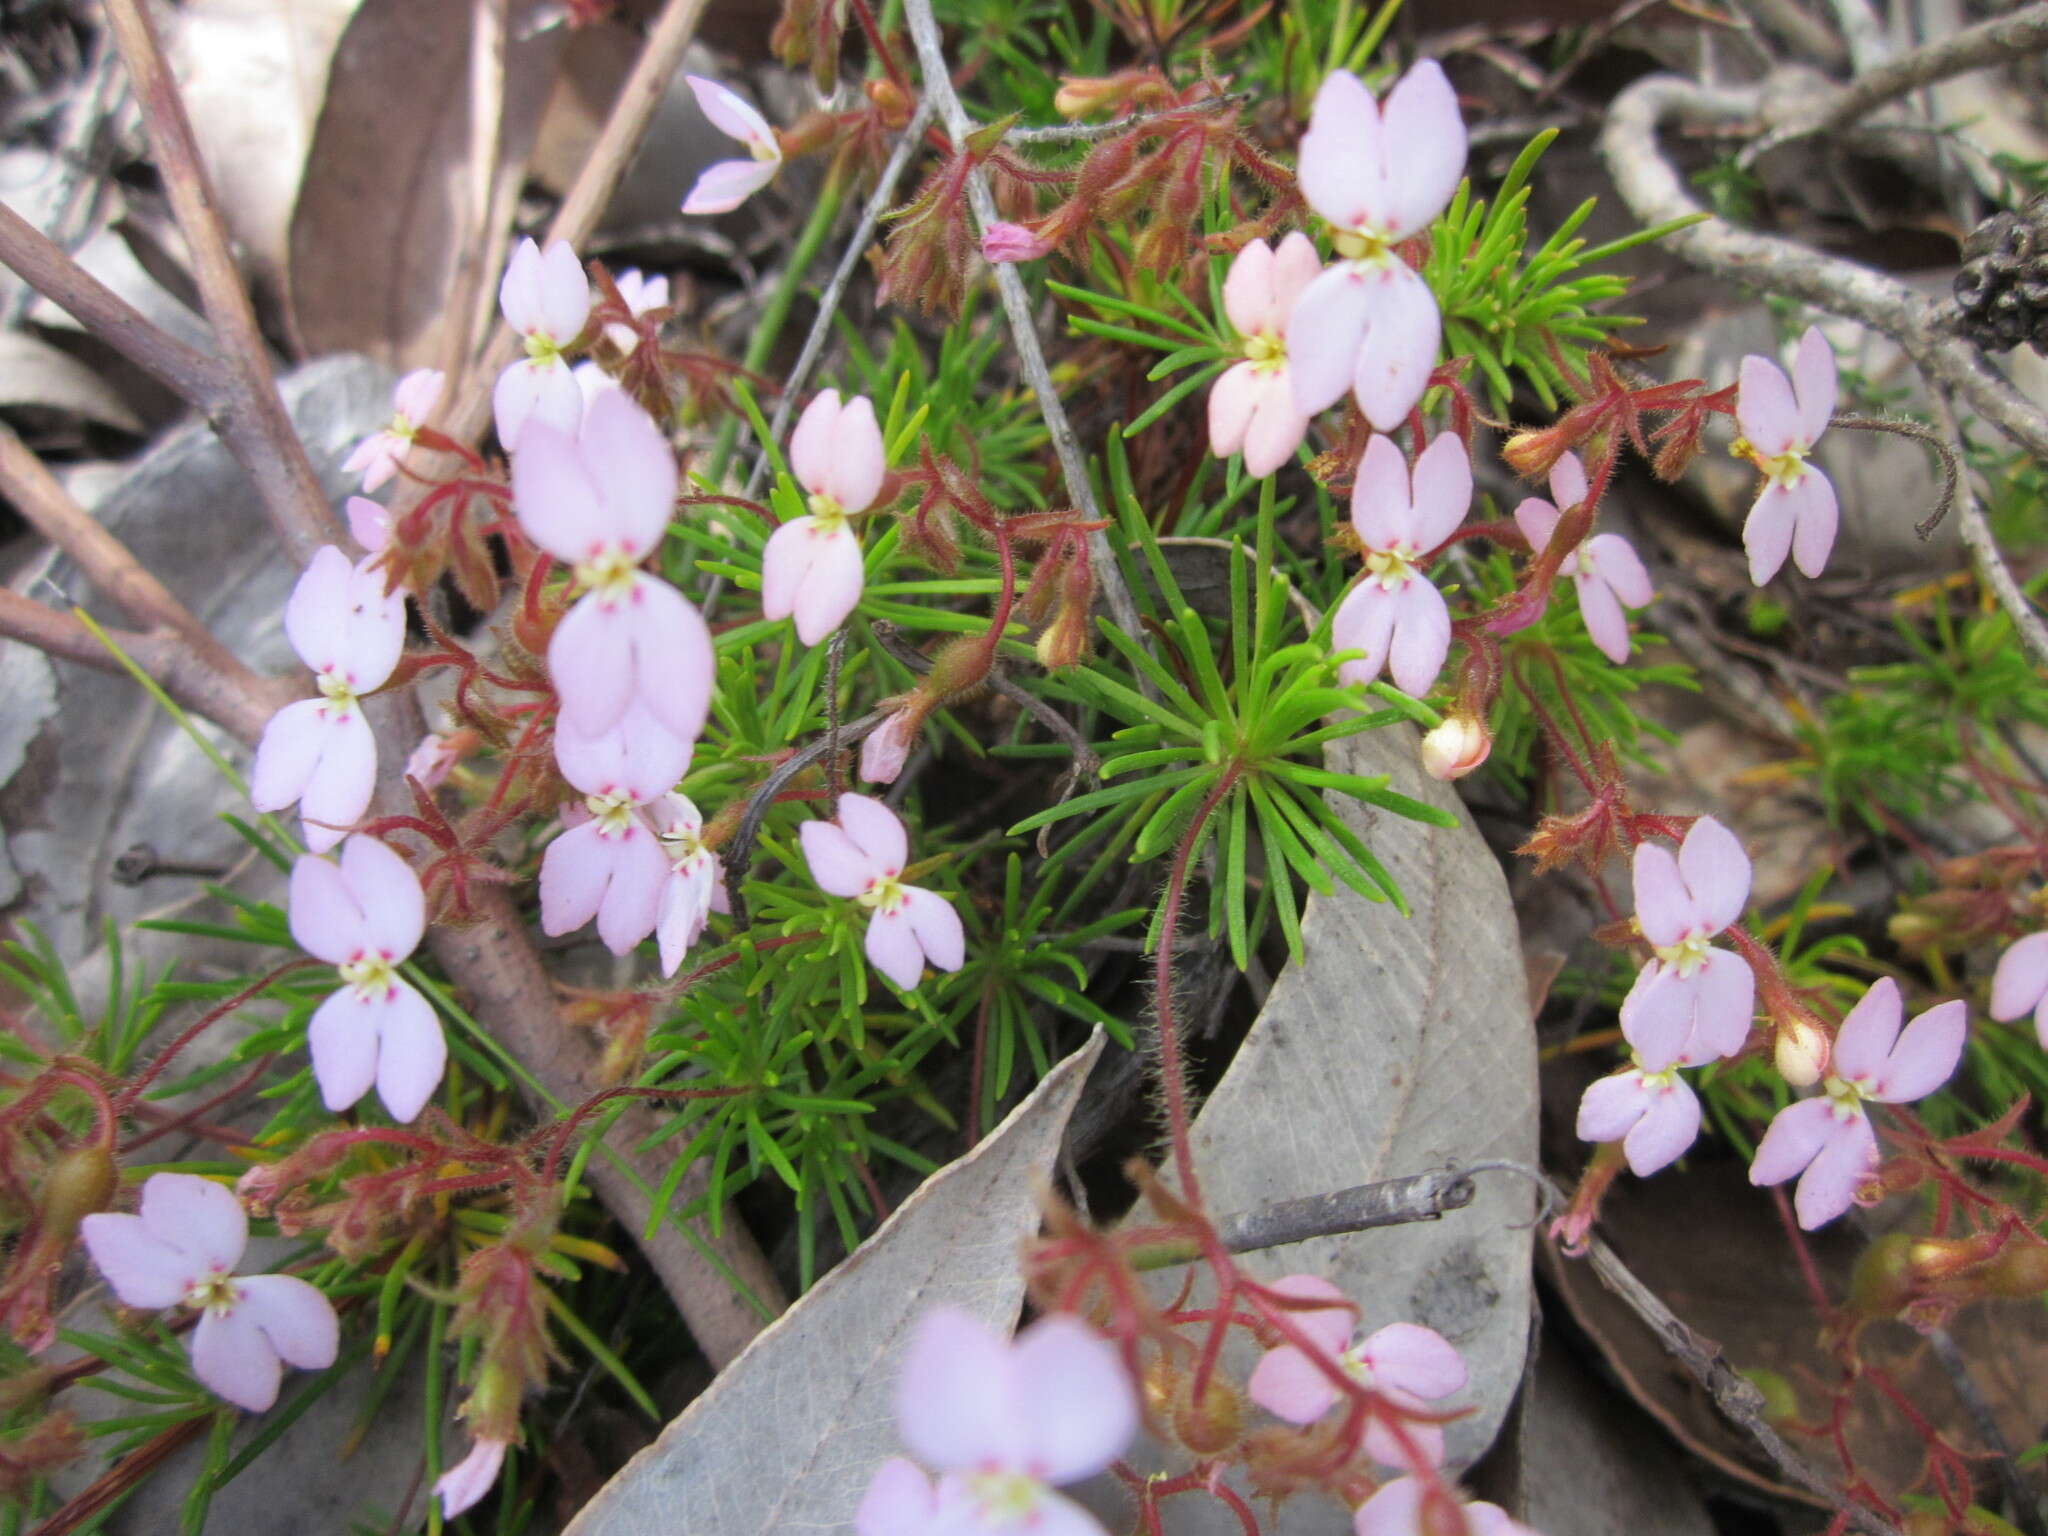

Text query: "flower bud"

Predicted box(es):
[865, 77, 912, 129]
[1169, 1371, 1242, 1456]
[982, 221, 1053, 264]
[1420, 714, 1490, 781]
[1773, 1013, 1830, 1087]
[41, 1143, 116, 1237]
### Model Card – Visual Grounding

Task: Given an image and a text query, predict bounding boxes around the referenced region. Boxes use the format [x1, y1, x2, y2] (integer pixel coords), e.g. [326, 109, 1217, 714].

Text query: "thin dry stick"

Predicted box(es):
[101, 0, 337, 563]
[443, 0, 515, 379]
[1932, 385, 2048, 671]
[899, 0, 1145, 644]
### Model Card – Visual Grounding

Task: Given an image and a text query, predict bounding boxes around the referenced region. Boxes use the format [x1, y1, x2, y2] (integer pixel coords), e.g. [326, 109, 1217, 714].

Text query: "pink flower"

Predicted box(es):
[553, 698, 693, 807]
[81, 1173, 338, 1412]
[435, 1435, 510, 1520]
[1736, 325, 1838, 585]
[1750, 978, 1966, 1228]
[800, 794, 965, 991]
[404, 729, 469, 791]
[649, 793, 728, 974]
[1330, 433, 1468, 697]
[879, 1306, 1137, 1536]
[982, 221, 1054, 263]
[495, 237, 590, 451]
[1245, 1275, 1466, 1470]
[251, 545, 408, 853]
[1286, 63, 1465, 432]
[1209, 233, 1320, 478]
[605, 268, 669, 353]
[681, 76, 783, 215]
[1991, 931, 2048, 1046]
[1353, 1478, 1538, 1536]
[512, 388, 714, 745]
[342, 367, 444, 493]
[1576, 1059, 1701, 1175]
[539, 795, 668, 956]
[762, 389, 882, 644]
[1511, 453, 1654, 665]
[1619, 817, 1755, 1070]
[859, 705, 920, 785]
[290, 835, 446, 1123]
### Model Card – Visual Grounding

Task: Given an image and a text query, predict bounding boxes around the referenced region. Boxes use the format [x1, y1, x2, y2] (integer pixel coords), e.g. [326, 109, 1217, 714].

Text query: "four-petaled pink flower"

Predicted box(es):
[1330, 432, 1469, 697]
[512, 388, 714, 750]
[539, 793, 669, 956]
[800, 794, 965, 991]
[290, 835, 447, 1124]
[251, 545, 408, 853]
[1576, 1055, 1701, 1176]
[435, 1435, 510, 1520]
[1353, 1477, 1538, 1536]
[495, 237, 590, 451]
[1991, 931, 2048, 1047]
[1736, 325, 1838, 585]
[1511, 453, 1654, 665]
[681, 76, 783, 215]
[1750, 977, 1966, 1229]
[856, 1306, 1137, 1536]
[1286, 62, 1466, 432]
[81, 1173, 338, 1412]
[1246, 1274, 1467, 1471]
[1619, 816, 1755, 1070]
[605, 268, 669, 354]
[1209, 232, 1320, 479]
[763, 389, 883, 644]
[649, 792, 728, 975]
[343, 367, 444, 493]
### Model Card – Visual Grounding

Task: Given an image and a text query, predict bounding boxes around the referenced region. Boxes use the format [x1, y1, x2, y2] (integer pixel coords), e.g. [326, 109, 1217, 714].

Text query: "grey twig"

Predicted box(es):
[1932, 385, 2048, 672]
[899, 0, 1144, 645]
[1214, 1169, 1477, 1254]
[1928, 1327, 2048, 1536]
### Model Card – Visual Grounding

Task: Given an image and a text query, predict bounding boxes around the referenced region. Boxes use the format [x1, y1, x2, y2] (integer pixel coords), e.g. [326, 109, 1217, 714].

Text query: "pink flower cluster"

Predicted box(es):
[856, 1307, 1137, 1536]
[82, 1173, 338, 1412]
[801, 795, 964, 991]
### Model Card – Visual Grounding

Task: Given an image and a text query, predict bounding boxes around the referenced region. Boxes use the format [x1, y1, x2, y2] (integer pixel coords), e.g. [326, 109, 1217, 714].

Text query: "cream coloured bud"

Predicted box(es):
[1420, 714, 1490, 781]
[1774, 1014, 1830, 1087]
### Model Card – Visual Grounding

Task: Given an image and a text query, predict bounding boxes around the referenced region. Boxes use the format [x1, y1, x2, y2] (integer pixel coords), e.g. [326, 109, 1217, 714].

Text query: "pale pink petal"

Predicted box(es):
[540, 819, 614, 935]
[982, 221, 1053, 263]
[511, 416, 605, 564]
[1222, 238, 1278, 336]
[856, 1458, 937, 1536]
[346, 495, 391, 553]
[1869, 998, 1966, 1103]
[1378, 60, 1466, 239]
[1241, 377, 1309, 478]
[1792, 325, 1836, 444]
[686, 75, 774, 149]
[1297, 70, 1384, 231]
[393, 367, 444, 422]
[1386, 579, 1450, 698]
[595, 824, 668, 956]
[138, 1174, 243, 1268]
[283, 547, 357, 672]
[581, 389, 678, 556]
[827, 395, 886, 514]
[1736, 356, 1799, 457]
[788, 390, 843, 496]
[1991, 933, 2048, 1022]
[623, 575, 714, 743]
[1680, 816, 1750, 936]
[1631, 843, 1692, 949]
[1743, 482, 1798, 586]
[554, 701, 692, 803]
[308, 988, 381, 1113]
[1548, 452, 1590, 510]
[1247, 1343, 1340, 1424]
[343, 437, 397, 495]
[1331, 583, 1398, 688]
[895, 1306, 1025, 1472]
[1623, 1075, 1701, 1175]
[1352, 263, 1442, 434]
[1207, 362, 1258, 460]
[1353, 1477, 1425, 1536]
[1287, 265, 1376, 415]
[800, 820, 878, 897]
[1362, 1411, 1445, 1472]
[1586, 532, 1653, 608]
[498, 237, 543, 334]
[1787, 470, 1839, 580]
[903, 885, 965, 974]
[1014, 1490, 1104, 1536]
[1260, 1273, 1355, 1351]
[192, 1303, 283, 1411]
[1360, 1322, 1465, 1400]
[80, 1213, 198, 1308]
[288, 853, 365, 964]
[1576, 570, 1631, 664]
[839, 793, 910, 871]
[860, 708, 919, 785]
[682, 158, 778, 215]
[236, 1274, 339, 1371]
[1794, 1113, 1877, 1229]
[337, 557, 407, 692]
[1512, 496, 1561, 556]
[1350, 432, 1417, 551]
[339, 835, 426, 961]
[550, 592, 634, 736]
[495, 357, 582, 453]
[865, 908, 927, 989]
[436, 1438, 508, 1521]
[1749, 1096, 1838, 1187]
[1830, 976, 1903, 1086]
[656, 862, 718, 975]
[1618, 961, 1693, 1070]
[372, 980, 446, 1123]
[759, 515, 815, 622]
[298, 711, 377, 854]
[1270, 231, 1324, 315]
[792, 523, 866, 645]
[1406, 431, 1472, 552]
[1010, 1314, 1139, 1482]
[534, 239, 590, 343]
[1688, 948, 1755, 1061]
[1577, 1071, 1651, 1143]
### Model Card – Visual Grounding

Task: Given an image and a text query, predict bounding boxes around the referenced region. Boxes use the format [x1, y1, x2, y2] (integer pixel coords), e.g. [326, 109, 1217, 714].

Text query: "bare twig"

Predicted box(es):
[1931, 385, 2048, 671]
[723, 708, 890, 928]
[102, 0, 337, 562]
[900, 0, 1144, 644]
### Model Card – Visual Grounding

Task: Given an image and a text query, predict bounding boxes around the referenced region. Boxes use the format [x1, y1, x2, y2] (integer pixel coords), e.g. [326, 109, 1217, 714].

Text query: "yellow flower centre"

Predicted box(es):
[1243, 331, 1286, 372]
[339, 952, 399, 998]
[317, 668, 361, 715]
[586, 792, 637, 835]
[857, 872, 908, 914]
[1365, 546, 1420, 590]
[1822, 1074, 1867, 1116]
[661, 824, 705, 865]
[1652, 932, 1712, 979]
[524, 332, 565, 365]
[573, 547, 640, 604]
[962, 1471, 1042, 1526]
[805, 492, 849, 533]
[184, 1272, 242, 1315]
[390, 412, 419, 443]
[1732, 435, 1811, 489]
[1331, 227, 1393, 264]
[1637, 1063, 1683, 1092]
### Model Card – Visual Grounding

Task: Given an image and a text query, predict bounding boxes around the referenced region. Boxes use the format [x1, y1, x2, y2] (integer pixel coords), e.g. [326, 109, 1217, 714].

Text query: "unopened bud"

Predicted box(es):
[1169, 1372, 1242, 1457]
[859, 706, 921, 786]
[865, 77, 912, 128]
[1420, 714, 1490, 781]
[1053, 75, 1120, 118]
[1773, 1014, 1830, 1087]
[41, 1144, 116, 1238]
[982, 221, 1053, 264]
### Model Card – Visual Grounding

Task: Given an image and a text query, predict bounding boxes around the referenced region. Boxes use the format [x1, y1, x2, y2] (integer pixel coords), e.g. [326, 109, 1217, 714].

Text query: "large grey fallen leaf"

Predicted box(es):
[563, 1031, 1106, 1536]
[0, 331, 145, 432]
